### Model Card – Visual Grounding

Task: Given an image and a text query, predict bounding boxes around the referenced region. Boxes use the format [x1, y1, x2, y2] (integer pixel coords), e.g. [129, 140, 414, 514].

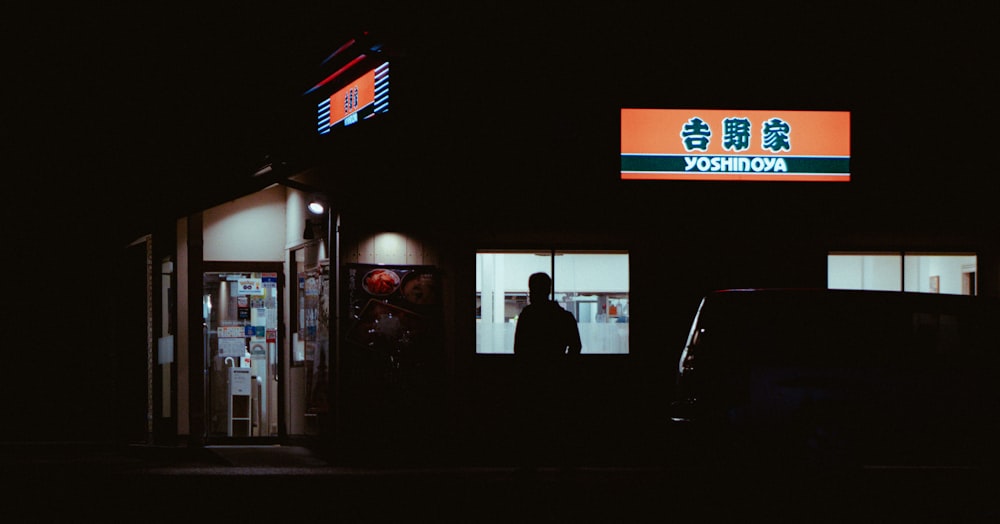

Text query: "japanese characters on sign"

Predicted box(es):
[316, 61, 389, 134]
[621, 109, 850, 181]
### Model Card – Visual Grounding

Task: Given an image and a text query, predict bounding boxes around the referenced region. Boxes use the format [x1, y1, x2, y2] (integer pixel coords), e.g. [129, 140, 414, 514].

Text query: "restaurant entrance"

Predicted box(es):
[202, 265, 283, 441]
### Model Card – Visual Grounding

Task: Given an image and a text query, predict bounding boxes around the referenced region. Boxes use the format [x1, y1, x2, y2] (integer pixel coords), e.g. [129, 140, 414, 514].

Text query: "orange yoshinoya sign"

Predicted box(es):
[317, 61, 389, 134]
[621, 109, 850, 181]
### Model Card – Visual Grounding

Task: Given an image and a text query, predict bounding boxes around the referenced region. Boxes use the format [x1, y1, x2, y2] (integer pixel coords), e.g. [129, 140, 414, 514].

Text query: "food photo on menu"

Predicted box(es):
[344, 263, 443, 351]
[350, 264, 441, 309]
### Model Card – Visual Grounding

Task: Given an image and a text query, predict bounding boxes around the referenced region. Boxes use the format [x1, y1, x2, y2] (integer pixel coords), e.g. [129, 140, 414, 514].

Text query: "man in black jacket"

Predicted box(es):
[513, 272, 582, 469]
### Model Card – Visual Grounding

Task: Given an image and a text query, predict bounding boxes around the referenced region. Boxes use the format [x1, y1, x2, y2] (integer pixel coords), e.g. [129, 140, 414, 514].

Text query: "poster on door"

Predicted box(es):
[305, 262, 330, 415]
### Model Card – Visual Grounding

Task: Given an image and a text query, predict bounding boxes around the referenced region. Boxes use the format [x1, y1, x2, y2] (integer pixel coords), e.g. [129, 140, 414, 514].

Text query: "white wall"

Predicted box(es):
[475, 252, 630, 293]
[906, 254, 976, 294]
[344, 232, 437, 265]
[203, 184, 287, 262]
[554, 253, 630, 292]
[828, 255, 863, 289]
[864, 255, 902, 291]
[829, 254, 901, 291]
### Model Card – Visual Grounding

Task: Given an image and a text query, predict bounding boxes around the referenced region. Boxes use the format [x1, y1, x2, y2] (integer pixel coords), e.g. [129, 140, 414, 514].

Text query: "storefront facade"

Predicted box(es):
[117, 31, 1000, 463]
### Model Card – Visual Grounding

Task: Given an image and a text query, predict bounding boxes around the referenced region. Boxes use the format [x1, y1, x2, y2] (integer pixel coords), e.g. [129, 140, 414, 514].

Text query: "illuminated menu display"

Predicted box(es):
[317, 61, 389, 134]
[621, 109, 850, 181]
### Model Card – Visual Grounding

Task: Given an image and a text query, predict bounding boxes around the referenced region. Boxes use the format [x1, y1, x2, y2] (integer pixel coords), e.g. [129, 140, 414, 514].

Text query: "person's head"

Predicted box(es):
[528, 272, 552, 302]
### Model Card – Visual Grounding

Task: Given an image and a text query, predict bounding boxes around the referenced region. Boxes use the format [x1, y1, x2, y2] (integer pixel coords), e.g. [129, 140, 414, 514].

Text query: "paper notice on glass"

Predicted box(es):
[267, 307, 278, 330]
[218, 326, 244, 338]
[218, 337, 245, 357]
[157, 335, 174, 364]
[237, 278, 263, 296]
[251, 308, 267, 326]
[249, 337, 267, 356]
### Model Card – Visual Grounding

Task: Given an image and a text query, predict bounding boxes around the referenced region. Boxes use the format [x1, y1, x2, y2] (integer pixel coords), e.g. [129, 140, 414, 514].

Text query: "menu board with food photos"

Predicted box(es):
[344, 263, 442, 352]
[342, 264, 446, 442]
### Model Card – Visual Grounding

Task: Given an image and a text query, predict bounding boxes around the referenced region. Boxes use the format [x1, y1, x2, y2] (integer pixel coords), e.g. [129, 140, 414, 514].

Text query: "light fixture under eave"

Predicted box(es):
[307, 200, 326, 215]
[253, 163, 273, 177]
[307, 195, 327, 215]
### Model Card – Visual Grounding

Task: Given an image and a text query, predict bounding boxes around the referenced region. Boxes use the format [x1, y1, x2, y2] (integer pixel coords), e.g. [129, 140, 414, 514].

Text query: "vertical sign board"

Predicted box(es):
[317, 61, 389, 135]
[229, 367, 252, 396]
[621, 109, 850, 181]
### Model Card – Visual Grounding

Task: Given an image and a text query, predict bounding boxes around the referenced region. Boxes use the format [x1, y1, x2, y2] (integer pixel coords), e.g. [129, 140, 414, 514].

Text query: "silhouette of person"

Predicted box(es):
[513, 272, 582, 469]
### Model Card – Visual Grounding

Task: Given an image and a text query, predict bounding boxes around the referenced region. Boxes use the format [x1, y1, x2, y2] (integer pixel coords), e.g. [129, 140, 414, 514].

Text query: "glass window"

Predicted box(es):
[476, 250, 629, 354]
[828, 253, 901, 291]
[828, 252, 976, 295]
[903, 253, 977, 295]
[203, 270, 280, 438]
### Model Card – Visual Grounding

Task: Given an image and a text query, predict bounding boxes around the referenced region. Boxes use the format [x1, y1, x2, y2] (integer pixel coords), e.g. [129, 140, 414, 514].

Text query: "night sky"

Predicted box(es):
[10, 4, 995, 241]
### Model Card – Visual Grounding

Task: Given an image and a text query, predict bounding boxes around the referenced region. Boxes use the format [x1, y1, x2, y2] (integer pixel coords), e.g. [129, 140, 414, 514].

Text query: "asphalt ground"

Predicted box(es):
[3, 441, 1000, 522]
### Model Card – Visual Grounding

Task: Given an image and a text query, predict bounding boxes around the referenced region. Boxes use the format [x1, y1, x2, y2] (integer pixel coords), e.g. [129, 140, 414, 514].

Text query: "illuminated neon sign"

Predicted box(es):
[621, 109, 850, 181]
[316, 61, 389, 134]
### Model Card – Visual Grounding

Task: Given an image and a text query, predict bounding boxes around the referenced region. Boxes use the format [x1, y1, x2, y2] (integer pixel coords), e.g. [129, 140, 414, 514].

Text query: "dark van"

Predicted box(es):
[669, 288, 1000, 469]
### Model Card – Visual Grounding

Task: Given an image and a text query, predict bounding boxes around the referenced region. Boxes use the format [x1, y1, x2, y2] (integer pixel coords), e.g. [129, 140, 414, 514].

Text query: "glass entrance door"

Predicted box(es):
[203, 270, 281, 439]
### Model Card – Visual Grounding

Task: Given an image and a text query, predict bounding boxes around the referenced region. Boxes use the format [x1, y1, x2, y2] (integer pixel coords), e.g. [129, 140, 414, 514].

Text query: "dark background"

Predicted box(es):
[9, 4, 995, 246]
[4, 3, 995, 440]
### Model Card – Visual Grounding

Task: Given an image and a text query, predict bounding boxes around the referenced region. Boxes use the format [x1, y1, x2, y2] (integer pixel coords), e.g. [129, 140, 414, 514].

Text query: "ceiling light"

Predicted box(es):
[307, 199, 326, 215]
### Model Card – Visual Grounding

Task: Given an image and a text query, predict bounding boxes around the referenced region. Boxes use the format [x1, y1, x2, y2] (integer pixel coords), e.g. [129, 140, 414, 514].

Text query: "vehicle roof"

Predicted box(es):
[704, 287, 999, 312]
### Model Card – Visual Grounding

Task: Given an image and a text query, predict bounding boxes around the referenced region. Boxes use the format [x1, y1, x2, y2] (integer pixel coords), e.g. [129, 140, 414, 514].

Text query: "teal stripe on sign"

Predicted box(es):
[621, 155, 850, 174]
[620, 155, 689, 172]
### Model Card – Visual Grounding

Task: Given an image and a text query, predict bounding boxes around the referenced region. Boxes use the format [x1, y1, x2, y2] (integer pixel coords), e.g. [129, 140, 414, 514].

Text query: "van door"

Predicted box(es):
[203, 267, 282, 441]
